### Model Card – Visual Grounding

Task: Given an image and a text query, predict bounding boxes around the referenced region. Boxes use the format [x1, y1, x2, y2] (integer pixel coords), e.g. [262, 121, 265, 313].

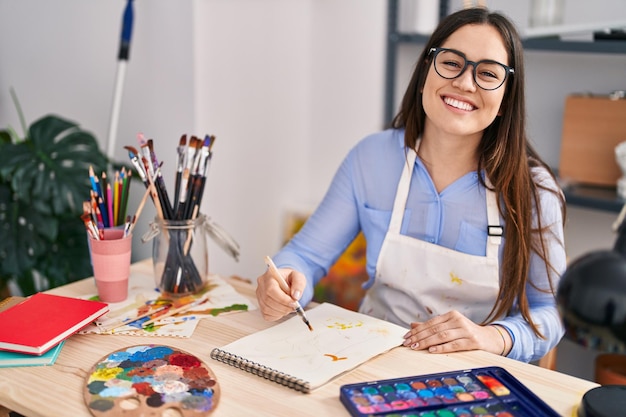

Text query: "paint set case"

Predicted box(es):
[339, 366, 559, 417]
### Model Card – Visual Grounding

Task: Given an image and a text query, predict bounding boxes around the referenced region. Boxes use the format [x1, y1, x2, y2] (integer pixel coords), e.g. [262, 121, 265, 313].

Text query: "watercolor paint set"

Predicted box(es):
[339, 366, 559, 417]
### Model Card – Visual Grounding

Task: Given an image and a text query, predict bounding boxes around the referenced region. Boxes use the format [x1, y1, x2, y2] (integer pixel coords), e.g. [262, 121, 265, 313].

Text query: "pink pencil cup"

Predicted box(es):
[89, 229, 132, 303]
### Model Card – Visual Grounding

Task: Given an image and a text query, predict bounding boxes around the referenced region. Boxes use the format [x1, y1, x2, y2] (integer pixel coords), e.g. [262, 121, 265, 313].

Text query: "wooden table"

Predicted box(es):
[0, 259, 598, 417]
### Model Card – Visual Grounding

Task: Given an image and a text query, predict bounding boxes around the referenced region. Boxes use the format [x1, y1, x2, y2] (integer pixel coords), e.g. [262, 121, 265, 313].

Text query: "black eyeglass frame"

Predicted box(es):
[428, 47, 515, 91]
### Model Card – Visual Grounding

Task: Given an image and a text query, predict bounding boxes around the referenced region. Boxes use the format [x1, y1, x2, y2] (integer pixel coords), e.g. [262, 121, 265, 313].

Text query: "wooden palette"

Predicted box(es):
[84, 344, 219, 416]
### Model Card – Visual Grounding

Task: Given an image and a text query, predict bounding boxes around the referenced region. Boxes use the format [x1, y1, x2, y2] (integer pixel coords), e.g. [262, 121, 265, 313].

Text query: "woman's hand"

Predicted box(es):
[256, 267, 307, 322]
[402, 310, 511, 356]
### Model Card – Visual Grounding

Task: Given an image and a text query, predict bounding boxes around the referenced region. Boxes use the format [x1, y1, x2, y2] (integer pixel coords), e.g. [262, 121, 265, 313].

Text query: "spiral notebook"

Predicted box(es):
[210, 302, 407, 393]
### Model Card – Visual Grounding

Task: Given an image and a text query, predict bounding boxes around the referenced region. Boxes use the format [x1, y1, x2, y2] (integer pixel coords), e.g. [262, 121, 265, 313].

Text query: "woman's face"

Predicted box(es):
[422, 24, 509, 140]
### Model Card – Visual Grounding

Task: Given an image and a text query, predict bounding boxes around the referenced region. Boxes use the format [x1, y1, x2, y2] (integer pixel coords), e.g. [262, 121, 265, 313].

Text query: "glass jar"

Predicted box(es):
[143, 215, 209, 297]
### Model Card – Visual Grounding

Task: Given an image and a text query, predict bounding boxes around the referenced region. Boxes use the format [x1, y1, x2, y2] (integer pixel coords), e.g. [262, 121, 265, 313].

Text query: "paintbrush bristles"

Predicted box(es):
[125, 132, 217, 222]
[122, 132, 218, 295]
[125, 145, 148, 184]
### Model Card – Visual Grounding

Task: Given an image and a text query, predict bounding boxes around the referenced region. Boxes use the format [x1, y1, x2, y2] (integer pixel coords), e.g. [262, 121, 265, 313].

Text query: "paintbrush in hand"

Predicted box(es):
[264, 256, 313, 331]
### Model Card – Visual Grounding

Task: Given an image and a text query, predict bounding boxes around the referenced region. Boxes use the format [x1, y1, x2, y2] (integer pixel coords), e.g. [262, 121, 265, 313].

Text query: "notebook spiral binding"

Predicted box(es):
[210, 347, 311, 393]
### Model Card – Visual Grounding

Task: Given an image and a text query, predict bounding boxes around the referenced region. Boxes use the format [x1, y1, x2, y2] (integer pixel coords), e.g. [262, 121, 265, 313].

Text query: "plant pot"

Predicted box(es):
[595, 353, 626, 385]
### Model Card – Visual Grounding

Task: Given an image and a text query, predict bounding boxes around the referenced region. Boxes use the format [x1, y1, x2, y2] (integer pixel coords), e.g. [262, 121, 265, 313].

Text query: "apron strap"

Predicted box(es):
[388, 148, 417, 234]
[389, 144, 501, 260]
[484, 177, 502, 259]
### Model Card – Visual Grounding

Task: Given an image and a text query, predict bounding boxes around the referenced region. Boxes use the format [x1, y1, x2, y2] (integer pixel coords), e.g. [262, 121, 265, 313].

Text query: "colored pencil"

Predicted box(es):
[117, 172, 125, 225]
[106, 183, 114, 228]
[101, 172, 110, 226]
[88, 166, 108, 228]
[120, 169, 131, 225]
[90, 191, 103, 228]
[96, 176, 109, 228]
[113, 171, 120, 226]
[88, 166, 99, 196]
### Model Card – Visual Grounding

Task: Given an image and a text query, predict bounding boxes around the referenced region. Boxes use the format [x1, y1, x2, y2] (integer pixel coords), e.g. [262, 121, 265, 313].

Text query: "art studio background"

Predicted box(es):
[1, 0, 625, 382]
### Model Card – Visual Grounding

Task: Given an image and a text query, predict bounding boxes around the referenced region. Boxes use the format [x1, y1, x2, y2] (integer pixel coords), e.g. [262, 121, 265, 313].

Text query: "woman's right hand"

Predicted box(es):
[256, 267, 307, 321]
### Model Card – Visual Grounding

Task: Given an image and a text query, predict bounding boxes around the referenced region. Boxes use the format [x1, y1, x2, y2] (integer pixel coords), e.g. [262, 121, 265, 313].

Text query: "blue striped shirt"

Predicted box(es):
[274, 128, 566, 362]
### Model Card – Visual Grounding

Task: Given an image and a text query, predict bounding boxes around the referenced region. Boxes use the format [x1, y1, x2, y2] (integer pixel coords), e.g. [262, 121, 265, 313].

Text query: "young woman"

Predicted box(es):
[255, 7, 566, 363]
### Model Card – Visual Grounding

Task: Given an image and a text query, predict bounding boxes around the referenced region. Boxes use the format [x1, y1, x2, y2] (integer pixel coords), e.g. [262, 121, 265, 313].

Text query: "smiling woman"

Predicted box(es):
[255, 6, 566, 366]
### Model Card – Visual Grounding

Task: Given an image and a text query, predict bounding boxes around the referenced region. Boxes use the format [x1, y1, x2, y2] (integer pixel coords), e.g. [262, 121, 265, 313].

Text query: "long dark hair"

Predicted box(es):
[391, 7, 566, 337]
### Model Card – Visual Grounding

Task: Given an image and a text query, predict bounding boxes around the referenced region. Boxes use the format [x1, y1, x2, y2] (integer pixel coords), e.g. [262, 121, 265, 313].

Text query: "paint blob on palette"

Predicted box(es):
[339, 366, 560, 417]
[84, 345, 219, 416]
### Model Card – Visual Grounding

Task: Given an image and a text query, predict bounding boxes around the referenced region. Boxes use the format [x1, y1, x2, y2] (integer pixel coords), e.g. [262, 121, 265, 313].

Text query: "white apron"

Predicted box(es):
[359, 147, 502, 327]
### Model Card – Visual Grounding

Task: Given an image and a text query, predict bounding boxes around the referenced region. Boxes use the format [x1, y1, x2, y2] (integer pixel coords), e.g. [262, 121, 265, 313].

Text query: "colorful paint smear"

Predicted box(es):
[80, 274, 254, 338]
[85, 345, 219, 415]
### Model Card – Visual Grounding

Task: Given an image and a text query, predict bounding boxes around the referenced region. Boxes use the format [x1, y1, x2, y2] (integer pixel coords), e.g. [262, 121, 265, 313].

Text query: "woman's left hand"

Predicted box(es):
[402, 310, 510, 356]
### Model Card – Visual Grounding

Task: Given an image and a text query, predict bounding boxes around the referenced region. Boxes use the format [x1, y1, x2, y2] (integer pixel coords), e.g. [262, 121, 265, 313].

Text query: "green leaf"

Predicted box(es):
[0, 182, 56, 278]
[14, 269, 37, 299]
[0, 130, 11, 145]
[0, 112, 109, 294]
[38, 214, 94, 289]
[29, 115, 77, 148]
[0, 114, 107, 216]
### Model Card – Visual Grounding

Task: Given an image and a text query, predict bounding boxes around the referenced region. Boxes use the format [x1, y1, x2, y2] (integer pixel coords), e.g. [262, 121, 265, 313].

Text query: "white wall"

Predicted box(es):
[191, 0, 313, 279]
[0, 0, 195, 273]
[0, 0, 385, 283]
[190, 0, 386, 279]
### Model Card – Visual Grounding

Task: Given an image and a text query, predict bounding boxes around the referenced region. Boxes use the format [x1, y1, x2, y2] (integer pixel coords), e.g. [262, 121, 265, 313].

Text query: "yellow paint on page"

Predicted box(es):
[450, 272, 462, 285]
[326, 320, 363, 330]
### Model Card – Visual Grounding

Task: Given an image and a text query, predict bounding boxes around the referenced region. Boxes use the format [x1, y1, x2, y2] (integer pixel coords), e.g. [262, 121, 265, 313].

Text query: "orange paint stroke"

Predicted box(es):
[324, 354, 347, 361]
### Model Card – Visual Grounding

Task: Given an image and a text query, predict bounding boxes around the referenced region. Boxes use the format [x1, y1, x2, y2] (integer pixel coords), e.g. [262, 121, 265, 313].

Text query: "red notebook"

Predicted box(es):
[0, 293, 108, 355]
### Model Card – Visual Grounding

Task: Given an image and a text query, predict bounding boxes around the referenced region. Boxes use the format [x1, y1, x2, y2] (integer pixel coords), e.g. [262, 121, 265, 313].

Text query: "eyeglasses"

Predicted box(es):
[428, 47, 514, 91]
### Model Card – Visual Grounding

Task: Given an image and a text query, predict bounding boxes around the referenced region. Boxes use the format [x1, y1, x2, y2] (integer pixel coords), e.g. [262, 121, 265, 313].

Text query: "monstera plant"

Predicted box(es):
[0, 101, 109, 296]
